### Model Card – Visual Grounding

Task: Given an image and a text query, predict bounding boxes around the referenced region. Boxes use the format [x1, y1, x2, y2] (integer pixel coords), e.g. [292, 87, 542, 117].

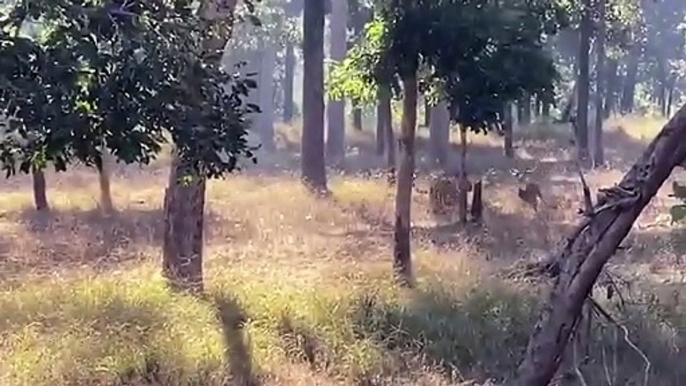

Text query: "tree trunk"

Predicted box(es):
[519, 95, 531, 125]
[32, 169, 48, 212]
[504, 102, 515, 158]
[542, 102, 551, 119]
[325, 0, 347, 164]
[283, 41, 295, 123]
[301, 0, 328, 191]
[657, 59, 668, 116]
[375, 98, 386, 155]
[458, 126, 469, 224]
[380, 87, 396, 174]
[352, 106, 363, 131]
[429, 100, 450, 167]
[393, 75, 417, 286]
[592, 0, 606, 168]
[162, 0, 238, 293]
[424, 97, 431, 128]
[621, 42, 641, 114]
[577, 0, 593, 164]
[163, 154, 206, 294]
[97, 151, 115, 215]
[470, 179, 483, 223]
[509, 103, 686, 386]
[258, 41, 277, 151]
[604, 57, 619, 118]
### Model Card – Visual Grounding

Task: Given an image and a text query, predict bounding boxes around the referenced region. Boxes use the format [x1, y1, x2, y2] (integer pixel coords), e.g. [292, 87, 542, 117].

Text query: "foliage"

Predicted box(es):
[328, 0, 569, 132]
[0, 0, 258, 179]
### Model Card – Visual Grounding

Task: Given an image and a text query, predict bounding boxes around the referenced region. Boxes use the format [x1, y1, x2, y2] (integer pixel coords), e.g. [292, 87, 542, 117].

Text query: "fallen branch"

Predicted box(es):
[507, 103, 686, 386]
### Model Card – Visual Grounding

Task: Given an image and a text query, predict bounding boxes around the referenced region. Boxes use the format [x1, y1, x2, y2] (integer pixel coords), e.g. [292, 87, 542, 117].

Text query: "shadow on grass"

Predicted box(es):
[214, 296, 262, 386]
[12, 207, 251, 273]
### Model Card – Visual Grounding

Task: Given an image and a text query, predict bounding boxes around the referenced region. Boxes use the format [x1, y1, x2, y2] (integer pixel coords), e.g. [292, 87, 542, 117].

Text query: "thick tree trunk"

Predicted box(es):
[352, 106, 363, 131]
[32, 169, 48, 212]
[577, 0, 593, 164]
[283, 41, 295, 123]
[504, 103, 515, 158]
[162, 0, 238, 293]
[621, 43, 641, 114]
[429, 100, 450, 167]
[258, 42, 276, 151]
[325, 0, 347, 164]
[393, 75, 417, 286]
[509, 103, 686, 386]
[301, 0, 327, 191]
[375, 98, 386, 155]
[163, 155, 206, 294]
[97, 151, 115, 215]
[592, 0, 606, 168]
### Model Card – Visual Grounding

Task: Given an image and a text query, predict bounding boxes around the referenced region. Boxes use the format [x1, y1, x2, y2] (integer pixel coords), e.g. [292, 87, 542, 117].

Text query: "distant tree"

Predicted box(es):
[576, 0, 593, 163]
[301, 0, 328, 191]
[593, 0, 607, 167]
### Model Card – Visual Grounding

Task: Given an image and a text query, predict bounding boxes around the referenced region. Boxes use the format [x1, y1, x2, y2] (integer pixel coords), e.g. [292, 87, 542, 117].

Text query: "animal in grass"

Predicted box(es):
[428, 174, 472, 220]
[518, 182, 546, 212]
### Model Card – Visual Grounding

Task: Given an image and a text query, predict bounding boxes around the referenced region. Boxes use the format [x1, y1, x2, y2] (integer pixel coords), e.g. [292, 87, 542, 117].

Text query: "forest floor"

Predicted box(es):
[0, 116, 684, 385]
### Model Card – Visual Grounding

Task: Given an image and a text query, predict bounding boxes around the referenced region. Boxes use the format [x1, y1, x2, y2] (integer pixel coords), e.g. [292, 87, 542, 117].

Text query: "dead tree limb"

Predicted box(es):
[507, 103, 686, 386]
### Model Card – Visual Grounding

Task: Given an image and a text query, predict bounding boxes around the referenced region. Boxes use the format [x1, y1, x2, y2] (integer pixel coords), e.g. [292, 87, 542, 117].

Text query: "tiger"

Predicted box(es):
[428, 174, 471, 222]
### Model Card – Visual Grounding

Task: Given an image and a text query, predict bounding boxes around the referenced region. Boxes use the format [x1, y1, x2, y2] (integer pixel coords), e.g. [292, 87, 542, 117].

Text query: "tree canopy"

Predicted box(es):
[0, 0, 257, 179]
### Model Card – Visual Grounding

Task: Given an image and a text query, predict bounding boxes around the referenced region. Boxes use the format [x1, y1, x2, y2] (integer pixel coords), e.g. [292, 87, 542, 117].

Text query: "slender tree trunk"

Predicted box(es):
[352, 106, 363, 131]
[393, 75, 417, 286]
[604, 58, 619, 118]
[542, 102, 551, 119]
[519, 95, 531, 125]
[258, 41, 277, 151]
[429, 100, 450, 167]
[301, 0, 327, 191]
[424, 98, 431, 128]
[32, 169, 48, 212]
[162, 0, 238, 293]
[283, 41, 295, 123]
[657, 59, 668, 116]
[577, 0, 593, 164]
[376, 98, 386, 155]
[509, 102, 686, 386]
[458, 126, 469, 224]
[380, 87, 396, 173]
[504, 103, 515, 158]
[593, 0, 606, 168]
[621, 42, 641, 114]
[326, 0, 347, 164]
[97, 151, 115, 215]
[667, 76, 676, 117]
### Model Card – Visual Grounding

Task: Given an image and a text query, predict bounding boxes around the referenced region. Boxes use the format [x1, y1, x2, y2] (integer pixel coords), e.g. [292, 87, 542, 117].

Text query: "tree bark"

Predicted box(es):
[504, 102, 515, 158]
[519, 95, 531, 126]
[604, 57, 619, 118]
[97, 151, 115, 215]
[258, 41, 276, 151]
[458, 126, 469, 224]
[380, 87, 396, 174]
[352, 106, 363, 131]
[283, 41, 295, 123]
[375, 98, 386, 155]
[429, 100, 450, 167]
[301, 0, 328, 191]
[592, 0, 606, 168]
[424, 97, 431, 128]
[32, 169, 48, 212]
[162, 0, 238, 293]
[621, 41, 641, 114]
[577, 0, 593, 164]
[393, 75, 417, 286]
[325, 0, 347, 165]
[509, 103, 686, 386]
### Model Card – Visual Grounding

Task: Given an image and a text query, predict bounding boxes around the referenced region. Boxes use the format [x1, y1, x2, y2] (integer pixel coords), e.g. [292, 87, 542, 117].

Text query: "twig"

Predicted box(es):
[572, 326, 589, 386]
[589, 297, 652, 386]
[600, 333, 614, 386]
[575, 159, 594, 215]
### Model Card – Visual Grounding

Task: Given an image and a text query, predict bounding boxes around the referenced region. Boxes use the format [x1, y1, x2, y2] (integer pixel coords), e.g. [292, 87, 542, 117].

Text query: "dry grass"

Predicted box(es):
[0, 115, 684, 385]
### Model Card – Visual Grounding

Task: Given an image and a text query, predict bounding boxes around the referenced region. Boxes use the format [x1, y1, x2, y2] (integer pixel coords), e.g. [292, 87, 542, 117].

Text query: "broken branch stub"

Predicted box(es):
[508, 103, 686, 386]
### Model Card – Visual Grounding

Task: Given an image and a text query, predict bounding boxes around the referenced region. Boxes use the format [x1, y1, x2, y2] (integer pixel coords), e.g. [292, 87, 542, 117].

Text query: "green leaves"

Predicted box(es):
[0, 0, 258, 179]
